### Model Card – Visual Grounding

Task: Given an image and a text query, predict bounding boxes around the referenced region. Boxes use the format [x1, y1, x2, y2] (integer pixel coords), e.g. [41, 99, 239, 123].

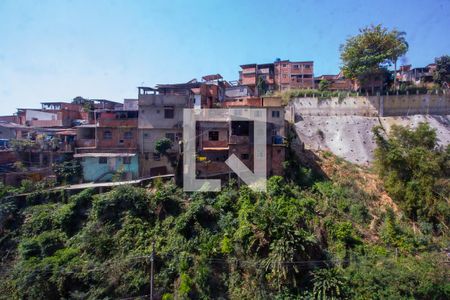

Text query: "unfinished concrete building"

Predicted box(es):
[274, 60, 315, 90]
[195, 96, 286, 180]
[137, 87, 191, 177]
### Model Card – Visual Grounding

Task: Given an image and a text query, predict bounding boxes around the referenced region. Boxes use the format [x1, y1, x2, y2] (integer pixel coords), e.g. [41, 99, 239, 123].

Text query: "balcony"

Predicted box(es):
[201, 140, 229, 150]
[98, 118, 138, 127]
[229, 135, 250, 145]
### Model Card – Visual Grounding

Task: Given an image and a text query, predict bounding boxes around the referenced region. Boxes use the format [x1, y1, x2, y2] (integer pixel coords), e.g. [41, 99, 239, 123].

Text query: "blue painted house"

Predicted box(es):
[74, 153, 139, 182]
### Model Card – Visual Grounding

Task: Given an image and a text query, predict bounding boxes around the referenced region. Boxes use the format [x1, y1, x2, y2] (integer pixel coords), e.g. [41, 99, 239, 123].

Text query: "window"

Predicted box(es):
[164, 106, 174, 119]
[293, 64, 299, 69]
[272, 110, 280, 118]
[99, 157, 107, 164]
[103, 130, 112, 139]
[208, 131, 219, 141]
[153, 152, 161, 161]
[282, 64, 287, 67]
[304, 64, 311, 69]
[241, 153, 249, 160]
[123, 157, 131, 164]
[124, 131, 133, 139]
[165, 133, 175, 142]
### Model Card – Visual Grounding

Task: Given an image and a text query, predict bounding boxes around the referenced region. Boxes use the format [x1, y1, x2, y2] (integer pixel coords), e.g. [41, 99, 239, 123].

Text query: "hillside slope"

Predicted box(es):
[1, 151, 448, 299]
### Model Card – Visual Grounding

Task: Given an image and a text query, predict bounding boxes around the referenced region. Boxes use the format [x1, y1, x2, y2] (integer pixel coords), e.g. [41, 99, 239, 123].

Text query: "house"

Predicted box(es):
[74, 152, 138, 182]
[137, 87, 192, 177]
[274, 60, 314, 90]
[238, 59, 315, 94]
[0, 121, 29, 140]
[396, 63, 437, 87]
[17, 102, 85, 127]
[74, 109, 139, 182]
[314, 72, 353, 91]
[195, 96, 286, 180]
[239, 63, 276, 94]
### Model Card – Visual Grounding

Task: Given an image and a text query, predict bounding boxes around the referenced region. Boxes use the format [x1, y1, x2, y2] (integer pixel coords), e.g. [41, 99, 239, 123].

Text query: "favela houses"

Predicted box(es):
[0, 1, 449, 299]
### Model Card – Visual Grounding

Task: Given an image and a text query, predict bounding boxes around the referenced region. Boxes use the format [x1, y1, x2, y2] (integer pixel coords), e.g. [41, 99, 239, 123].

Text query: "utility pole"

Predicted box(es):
[150, 241, 155, 300]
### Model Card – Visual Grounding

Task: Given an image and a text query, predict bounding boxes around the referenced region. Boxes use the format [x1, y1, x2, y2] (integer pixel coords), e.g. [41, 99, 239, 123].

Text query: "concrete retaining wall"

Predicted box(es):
[289, 94, 449, 118]
[289, 94, 450, 165]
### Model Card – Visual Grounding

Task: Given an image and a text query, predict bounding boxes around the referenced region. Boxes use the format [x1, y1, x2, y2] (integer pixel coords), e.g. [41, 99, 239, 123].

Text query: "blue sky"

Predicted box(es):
[1, 0, 449, 115]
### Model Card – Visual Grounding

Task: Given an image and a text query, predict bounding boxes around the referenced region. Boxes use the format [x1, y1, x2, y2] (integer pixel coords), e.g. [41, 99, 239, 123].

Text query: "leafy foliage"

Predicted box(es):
[373, 123, 449, 226]
[433, 55, 450, 87]
[155, 138, 173, 155]
[340, 24, 408, 92]
[0, 155, 448, 299]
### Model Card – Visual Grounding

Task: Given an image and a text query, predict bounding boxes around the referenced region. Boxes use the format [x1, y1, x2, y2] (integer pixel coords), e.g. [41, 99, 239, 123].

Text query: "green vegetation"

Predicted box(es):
[373, 123, 449, 226]
[52, 159, 82, 184]
[0, 124, 448, 299]
[257, 76, 268, 96]
[279, 88, 358, 104]
[433, 55, 450, 87]
[318, 79, 331, 91]
[340, 24, 408, 93]
[155, 138, 173, 155]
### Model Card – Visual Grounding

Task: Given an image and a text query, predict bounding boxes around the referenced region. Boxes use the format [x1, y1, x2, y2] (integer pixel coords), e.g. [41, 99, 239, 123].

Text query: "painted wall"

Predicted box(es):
[80, 155, 138, 182]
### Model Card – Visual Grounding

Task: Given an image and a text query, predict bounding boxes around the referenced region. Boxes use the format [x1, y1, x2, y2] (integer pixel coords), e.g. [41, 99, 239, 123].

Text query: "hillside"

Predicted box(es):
[0, 125, 449, 299]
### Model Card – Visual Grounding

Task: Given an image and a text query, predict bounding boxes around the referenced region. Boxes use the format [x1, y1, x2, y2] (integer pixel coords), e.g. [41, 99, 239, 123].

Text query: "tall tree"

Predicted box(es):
[388, 30, 409, 89]
[433, 55, 450, 88]
[340, 25, 408, 93]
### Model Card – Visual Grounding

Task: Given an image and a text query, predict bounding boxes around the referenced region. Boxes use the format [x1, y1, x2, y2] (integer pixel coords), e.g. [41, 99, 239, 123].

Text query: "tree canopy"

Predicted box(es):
[373, 123, 449, 225]
[340, 24, 408, 92]
[433, 55, 450, 88]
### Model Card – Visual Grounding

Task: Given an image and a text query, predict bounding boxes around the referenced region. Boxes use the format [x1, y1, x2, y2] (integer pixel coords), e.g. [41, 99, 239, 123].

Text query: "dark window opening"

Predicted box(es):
[241, 153, 249, 160]
[164, 106, 174, 119]
[103, 131, 112, 139]
[231, 121, 251, 136]
[272, 111, 280, 118]
[208, 131, 219, 141]
[124, 131, 133, 139]
[123, 157, 131, 164]
[99, 157, 107, 164]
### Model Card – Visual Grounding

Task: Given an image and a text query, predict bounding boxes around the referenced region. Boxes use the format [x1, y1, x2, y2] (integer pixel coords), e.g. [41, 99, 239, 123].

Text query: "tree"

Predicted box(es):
[386, 30, 408, 89]
[155, 138, 173, 155]
[373, 123, 449, 225]
[256, 76, 268, 96]
[433, 55, 450, 88]
[318, 79, 331, 91]
[52, 160, 82, 184]
[340, 25, 408, 93]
